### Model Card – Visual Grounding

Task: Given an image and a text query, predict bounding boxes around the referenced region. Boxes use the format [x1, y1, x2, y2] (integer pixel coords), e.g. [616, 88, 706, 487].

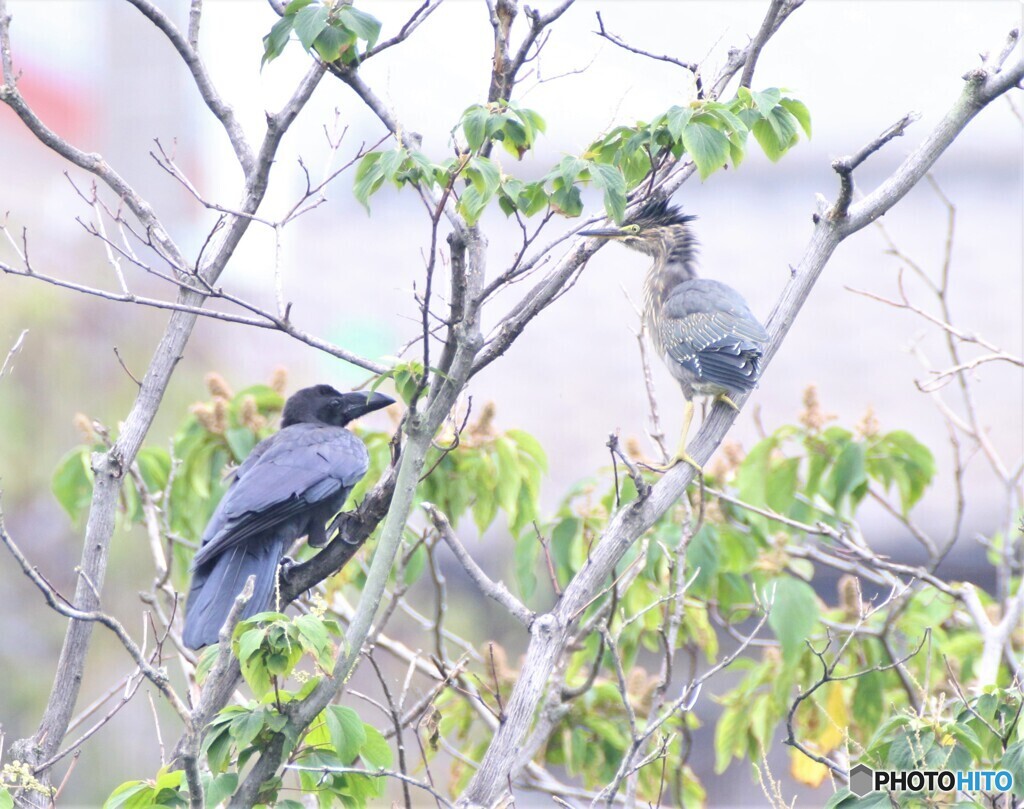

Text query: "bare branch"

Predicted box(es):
[0, 258, 387, 374]
[830, 112, 920, 220]
[0, 506, 190, 723]
[424, 503, 534, 626]
[0, 328, 26, 379]
[124, 0, 254, 174]
[738, 0, 786, 89]
[187, 0, 201, 49]
[594, 11, 699, 73]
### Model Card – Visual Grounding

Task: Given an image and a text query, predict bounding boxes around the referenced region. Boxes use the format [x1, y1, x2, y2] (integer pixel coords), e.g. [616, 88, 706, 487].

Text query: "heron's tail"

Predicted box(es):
[182, 537, 286, 650]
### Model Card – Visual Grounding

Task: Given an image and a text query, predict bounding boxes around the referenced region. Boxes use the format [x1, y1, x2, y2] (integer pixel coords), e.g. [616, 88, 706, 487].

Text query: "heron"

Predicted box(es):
[582, 198, 768, 471]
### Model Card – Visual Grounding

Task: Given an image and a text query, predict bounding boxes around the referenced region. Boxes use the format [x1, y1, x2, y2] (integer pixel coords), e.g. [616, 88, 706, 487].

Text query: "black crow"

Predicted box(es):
[182, 384, 394, 650]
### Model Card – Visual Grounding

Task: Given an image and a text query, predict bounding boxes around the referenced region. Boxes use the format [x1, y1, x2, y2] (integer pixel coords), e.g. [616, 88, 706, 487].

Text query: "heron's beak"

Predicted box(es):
[580, 226, 627, 239]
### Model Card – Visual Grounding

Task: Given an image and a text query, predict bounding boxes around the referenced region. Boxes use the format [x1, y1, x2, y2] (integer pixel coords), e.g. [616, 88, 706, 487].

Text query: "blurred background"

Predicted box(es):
[1, 1, 1021, 805]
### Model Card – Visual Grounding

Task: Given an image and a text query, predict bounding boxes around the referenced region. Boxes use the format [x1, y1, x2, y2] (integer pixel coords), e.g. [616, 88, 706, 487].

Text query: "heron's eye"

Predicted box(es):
[626, 224, 641, 234]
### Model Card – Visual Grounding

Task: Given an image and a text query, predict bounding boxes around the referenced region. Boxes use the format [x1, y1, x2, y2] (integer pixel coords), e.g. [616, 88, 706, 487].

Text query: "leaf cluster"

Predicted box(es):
[263, 0, 381, 66]
[351, 87, 810, 225]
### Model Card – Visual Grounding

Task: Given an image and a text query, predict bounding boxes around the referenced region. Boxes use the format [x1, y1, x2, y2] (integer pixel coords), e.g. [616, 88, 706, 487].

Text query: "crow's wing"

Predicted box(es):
[192, 424, 369, 568]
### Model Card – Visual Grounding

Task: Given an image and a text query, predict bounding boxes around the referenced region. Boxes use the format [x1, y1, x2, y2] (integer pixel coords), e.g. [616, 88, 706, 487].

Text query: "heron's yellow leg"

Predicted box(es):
[716, 393, 740, 412]
[644, 400, 701, 472]
[673, 399, 703, 472]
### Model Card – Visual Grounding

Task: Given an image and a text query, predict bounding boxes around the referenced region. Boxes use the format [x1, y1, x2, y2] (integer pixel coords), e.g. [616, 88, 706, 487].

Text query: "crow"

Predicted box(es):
[182, 384, 394, 650]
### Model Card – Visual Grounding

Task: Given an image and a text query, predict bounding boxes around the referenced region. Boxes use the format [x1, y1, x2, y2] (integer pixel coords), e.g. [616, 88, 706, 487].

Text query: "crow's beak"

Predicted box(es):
[580, 227, 627, 239]
[342, 390, 396, 420]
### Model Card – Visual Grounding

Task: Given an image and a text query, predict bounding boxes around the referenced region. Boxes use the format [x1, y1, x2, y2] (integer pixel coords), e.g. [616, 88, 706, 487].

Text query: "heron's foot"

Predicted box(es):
[643, 453, 703, 474]
[715, 394, 740, 412]
[677, 451, 704, 474]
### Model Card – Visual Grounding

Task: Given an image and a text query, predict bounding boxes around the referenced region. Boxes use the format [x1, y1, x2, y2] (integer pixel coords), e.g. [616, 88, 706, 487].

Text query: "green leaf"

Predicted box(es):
[203, 727, 233, 774]
[205, 772, 238, 807]
[752, 107, 800, 162]
[555, 155, 585, 188]
[680, 121, 731, 179]
[494, 436, 522, 519]
[507, 429, 548, 472]
[877, 430, 935, 514]
[950, 723, 985, 762]
[0, 789, 12, 809]
[327, 705, 366, 763]
[550, 517, 580, 581]
[750, 87, 782, 117]
[266, 652, 290, 675]
[239, 652, 273, 697]
[826, 441, 867, 513]
[230, 710, 266, 750]
[686, 524, 719, 595]
[713, 703, 748, 772]
[225, 427, 256, 463]
[360, 724, 393, 769]
[999, 739, 1024, 797]
[780, 98, 812, 137]
[402, 541, 427, 586]
[664, 105, 694, 141]
[102, 781, 151, 809]
[313, 23, 355, 63]
[549, 184, 582, 217]
[136, 446, 171, 492]
[462, 106, 489, 151]
[293, 4, 329, 51]
[284, 0, 315, 12]
[514, 181, 548, 216]
[52, 447, 94, 523]
[262, 16, 295, 67]
[338, 6, 382, 51]
[465, 155, 501, 196]
[588, 162, 627, 224]
[766, 576, 818, 665]
[514, 534, 540, 600]
[378, 148, 407, 183]
[353, 151, 385, 210]
[294, 613, 331, 663]
[765, 456, 799, 514]
[823, 789, 892, 809]
[852, 670, 884, 730]
[458, 184, 490, 226]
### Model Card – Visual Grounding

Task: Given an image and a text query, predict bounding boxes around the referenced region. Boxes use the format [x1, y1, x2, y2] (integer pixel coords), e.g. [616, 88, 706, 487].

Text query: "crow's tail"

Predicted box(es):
[182, 536, 286, 650]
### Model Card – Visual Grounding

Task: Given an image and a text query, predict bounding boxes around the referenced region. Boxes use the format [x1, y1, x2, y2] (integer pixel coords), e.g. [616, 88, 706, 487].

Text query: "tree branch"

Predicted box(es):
[423, 503, 534, 626]
[124, 0, 254, 175]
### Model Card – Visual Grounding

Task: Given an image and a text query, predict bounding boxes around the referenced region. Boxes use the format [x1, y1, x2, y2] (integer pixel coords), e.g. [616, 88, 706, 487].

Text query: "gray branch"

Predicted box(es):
[124, 0, 255, 175]
[423, 502, 534, 626]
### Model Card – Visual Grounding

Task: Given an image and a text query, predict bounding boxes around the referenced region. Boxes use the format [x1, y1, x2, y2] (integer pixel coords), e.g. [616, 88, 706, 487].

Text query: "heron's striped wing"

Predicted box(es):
[659, 281, 768, 392]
